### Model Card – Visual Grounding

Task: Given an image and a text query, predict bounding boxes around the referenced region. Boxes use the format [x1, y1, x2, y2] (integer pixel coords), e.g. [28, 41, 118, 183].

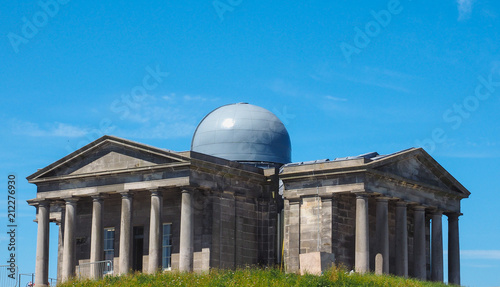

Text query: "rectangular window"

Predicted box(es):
[162, 223, 172, 269]
[104, 227, 115, 262]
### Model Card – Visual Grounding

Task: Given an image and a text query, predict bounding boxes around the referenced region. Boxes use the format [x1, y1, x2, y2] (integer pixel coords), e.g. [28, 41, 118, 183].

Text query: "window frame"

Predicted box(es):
[103, 227, 115, 262]
[162, 223, 172, 270]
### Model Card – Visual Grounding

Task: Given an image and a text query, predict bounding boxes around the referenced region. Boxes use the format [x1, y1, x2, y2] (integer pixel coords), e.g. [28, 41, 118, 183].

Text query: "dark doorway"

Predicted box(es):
[132, 226, 144, 272]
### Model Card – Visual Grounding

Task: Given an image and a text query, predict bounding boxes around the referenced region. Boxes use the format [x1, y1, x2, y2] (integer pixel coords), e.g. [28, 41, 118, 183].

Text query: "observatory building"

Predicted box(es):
[27, 103, 469, 287]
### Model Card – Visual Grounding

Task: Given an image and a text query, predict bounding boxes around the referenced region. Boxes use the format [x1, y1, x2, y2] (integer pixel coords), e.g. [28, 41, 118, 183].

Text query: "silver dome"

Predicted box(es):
[191, 103, 292, 165]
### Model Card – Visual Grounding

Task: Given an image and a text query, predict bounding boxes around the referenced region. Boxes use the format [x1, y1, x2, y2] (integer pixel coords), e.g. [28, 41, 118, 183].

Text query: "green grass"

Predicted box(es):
[58, 266, 453, 287]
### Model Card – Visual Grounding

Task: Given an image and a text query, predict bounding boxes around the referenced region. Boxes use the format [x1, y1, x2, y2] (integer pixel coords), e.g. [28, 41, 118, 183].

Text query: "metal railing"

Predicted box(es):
[0, 265, 18, 287]
[18, 273, 34, 287]
[77, 260, 114, 279]
[18, 273, 56, 287]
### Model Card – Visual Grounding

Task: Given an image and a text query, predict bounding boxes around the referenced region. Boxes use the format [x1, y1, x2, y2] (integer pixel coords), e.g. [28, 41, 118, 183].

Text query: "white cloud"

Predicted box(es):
[457, 0, 474, 20]
[464, 263, 500, 269]
[460, 250, 500, 260]
[162, 93, 176, 101]
[161, 93, 219, 103]
[324, 95, 348, 102]
[120, 122, 196, 139]
[183, 95, 208, 101]
[310, 63, 414, 94]
[361, 66, 419, 81]
[51, 123, 88, 137]
[436, 139, 500, 158]
[11, 120, 88, 137]
[269, 79, 300, 97]
[113, 94, 219, 139]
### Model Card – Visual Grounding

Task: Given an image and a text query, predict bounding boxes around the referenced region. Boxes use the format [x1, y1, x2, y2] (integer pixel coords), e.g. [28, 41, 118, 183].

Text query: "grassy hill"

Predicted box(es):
[59, 266, 453, 287]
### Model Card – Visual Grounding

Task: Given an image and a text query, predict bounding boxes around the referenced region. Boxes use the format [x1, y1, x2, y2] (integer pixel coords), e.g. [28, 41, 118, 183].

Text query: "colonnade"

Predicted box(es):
[354, 194, 461, 284]
[33, 190, 461, 286]
[33, 188, 196, 287]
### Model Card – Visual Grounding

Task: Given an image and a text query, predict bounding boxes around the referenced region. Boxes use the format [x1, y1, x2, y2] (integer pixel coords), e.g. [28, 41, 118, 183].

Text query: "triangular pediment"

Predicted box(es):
[27, 135, 190, 182]
[368, 148, 470, 197]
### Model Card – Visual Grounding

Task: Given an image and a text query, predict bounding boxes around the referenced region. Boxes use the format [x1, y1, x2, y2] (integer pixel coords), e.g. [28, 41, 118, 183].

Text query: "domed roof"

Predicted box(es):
[191, 103, 292, 165]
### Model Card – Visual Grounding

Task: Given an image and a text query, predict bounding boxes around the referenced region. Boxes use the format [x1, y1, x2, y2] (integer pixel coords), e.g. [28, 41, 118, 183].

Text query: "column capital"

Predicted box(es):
[353, 192, 370, 199]
[445, 212, 462, 220]
[63, 197, 79, 205]
[395, 201, 408, 207]
[413, 205, 427, 211]
[38, 200, 51, 208]
[28, 199, 51, 208]
[119, 190, 134, 199]
[91, 194, 104, 202]
[150, 188, 163, 197]
[376, 197, 390, 203]
[431, 209, 443, 216]
[181, 187, 197, 194]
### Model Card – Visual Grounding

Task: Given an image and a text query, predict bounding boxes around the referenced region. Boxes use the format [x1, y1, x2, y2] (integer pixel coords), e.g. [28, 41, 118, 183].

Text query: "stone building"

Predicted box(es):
[27, 103, 469, 287]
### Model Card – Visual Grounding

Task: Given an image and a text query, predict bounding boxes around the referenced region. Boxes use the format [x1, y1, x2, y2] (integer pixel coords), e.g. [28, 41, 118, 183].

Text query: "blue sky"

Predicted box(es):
[1, 0, 499, 286]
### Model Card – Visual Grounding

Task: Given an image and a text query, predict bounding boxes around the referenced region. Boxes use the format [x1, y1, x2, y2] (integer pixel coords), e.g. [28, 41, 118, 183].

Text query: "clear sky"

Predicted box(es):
[1, 0, 499, 286]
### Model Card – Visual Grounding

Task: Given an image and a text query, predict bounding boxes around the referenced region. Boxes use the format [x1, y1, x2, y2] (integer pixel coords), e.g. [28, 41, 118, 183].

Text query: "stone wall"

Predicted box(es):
[284, 193, 354, 272]
[283, 199, 300, 272]
[331, 194, 356, 270]
[210, 192, 262, 269]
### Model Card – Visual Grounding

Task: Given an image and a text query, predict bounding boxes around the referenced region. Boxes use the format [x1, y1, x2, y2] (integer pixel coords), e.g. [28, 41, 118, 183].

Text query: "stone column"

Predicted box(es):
[57, 204, 65, 284]
[56, 222, 63, 283]
[395, 202, 408, 277]
[413, 206, 426, 280]
[431, 211, 443, 282]
[35, 201, 50, 287]
[355, 194, 369, 274]
[148, 189, 163, 273]
[179, 189, 193, 272]
[90, 195, 104, 279]
[375, 198, 389, 274]
[448, 213, 461, 285]
[62, 198, 78, 282]
[119, 192, 133, 275]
